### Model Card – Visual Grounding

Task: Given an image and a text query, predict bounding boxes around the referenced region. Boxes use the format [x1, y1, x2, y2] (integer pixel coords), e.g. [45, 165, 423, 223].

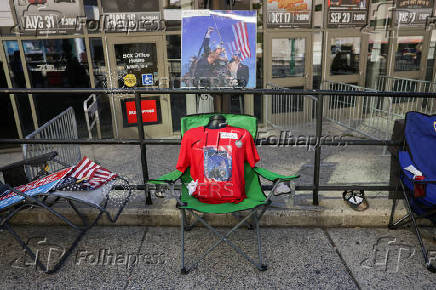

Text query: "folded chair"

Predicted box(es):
[0, 152, 132, 273]
[389, 111, 436, 272]
[149, 113, 299, 274]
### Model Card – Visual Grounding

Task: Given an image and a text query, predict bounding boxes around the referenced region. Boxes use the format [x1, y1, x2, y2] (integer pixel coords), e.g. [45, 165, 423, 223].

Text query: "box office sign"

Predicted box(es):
[393, 0, 433, 26]
[121, 97, 162, 127]
[116, 43, 158, 88]
[14, 0, 83, 35]
[267, 0, 312, 28]
[327, 0, 368, 27]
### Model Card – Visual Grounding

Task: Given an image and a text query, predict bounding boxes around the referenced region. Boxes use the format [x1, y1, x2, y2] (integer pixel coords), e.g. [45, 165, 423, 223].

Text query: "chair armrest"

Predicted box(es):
[399, 151, 422, 180]
[148, 170, 183, 184]
[398, 151, 436, 183]
[413, 178, 436, 184]
[253, 167, 299, 182]
[0, 151, 58, 172]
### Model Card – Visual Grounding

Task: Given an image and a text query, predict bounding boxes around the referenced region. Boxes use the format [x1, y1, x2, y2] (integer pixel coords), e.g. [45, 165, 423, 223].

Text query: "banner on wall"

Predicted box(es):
[393, 0, 433, 26]
[181, 10, 257, 88]
[327, 0, 367, 27]
[267, 0, 312, 28]
[13, 0, 83, 35]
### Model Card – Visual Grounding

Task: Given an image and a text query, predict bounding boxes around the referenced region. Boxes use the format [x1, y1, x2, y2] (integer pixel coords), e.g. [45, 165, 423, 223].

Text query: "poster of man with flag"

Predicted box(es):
[181, 10, 256, 88]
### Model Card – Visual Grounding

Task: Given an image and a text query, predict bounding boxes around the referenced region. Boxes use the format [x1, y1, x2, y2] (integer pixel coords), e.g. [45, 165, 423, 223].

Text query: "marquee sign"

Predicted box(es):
[327, 0, 368, 28]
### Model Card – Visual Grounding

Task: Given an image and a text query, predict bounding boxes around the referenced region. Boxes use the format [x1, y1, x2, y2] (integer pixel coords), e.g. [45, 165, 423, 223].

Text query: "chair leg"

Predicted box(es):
[4, 204, 104, 274]
[3, 222, 49, 272]
[388, 198, 412, 229]
[388, 198, 397, 229]
[180, 209, 188, 274]
[183, 210, 200, 231]
[401, 189, 436, 272]
[254, 211, 267, 271]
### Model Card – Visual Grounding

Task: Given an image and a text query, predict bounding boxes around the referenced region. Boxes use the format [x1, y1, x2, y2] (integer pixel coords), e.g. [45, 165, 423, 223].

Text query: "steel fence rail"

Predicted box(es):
[23, 107, 81, 180]
[0, 137, 404, 146]
[1, 88, 436, 206]
[0, 87, 435, 97]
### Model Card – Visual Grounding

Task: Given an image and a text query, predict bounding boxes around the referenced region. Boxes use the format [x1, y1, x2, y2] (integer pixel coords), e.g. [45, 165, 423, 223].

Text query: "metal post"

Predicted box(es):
[134, 92, 151, 205]
[312, 94, 324, 206]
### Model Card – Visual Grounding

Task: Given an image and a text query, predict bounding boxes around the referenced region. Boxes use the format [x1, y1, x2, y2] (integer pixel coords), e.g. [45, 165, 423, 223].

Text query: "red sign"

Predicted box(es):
[125, 100, 158, 124]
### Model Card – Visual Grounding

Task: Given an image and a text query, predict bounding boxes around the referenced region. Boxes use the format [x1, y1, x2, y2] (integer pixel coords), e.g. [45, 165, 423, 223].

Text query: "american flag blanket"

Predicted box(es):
[55, 157, 117, 191]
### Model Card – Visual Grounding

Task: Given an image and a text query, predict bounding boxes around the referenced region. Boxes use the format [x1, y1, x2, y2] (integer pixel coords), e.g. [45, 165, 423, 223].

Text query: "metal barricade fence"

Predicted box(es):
[321, 81, 390, 140]
[265, 83, 317, 133]
[376, 76, 436, 137]
[23, 106, 81, 180]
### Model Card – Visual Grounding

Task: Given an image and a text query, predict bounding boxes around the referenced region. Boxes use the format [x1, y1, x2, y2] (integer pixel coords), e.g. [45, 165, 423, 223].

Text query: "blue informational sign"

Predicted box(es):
[181, 10, 257, 88]
[142, 74, 153, 86]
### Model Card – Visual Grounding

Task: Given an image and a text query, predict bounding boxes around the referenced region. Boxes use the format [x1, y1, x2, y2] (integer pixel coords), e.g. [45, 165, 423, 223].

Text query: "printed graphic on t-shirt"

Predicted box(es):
[204, 145, 232, 182]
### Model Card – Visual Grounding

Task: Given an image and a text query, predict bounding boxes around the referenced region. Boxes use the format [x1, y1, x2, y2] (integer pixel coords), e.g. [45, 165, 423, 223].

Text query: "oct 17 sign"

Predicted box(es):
[267, 0, 312, 28]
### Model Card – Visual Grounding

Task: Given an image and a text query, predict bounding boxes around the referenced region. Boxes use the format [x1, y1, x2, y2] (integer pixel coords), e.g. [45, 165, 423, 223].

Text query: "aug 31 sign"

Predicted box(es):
[14, 0, 83, 35]
[267, 0, 312, 28]
[394, 0, 433, 26]
[327, 0, 367, 27]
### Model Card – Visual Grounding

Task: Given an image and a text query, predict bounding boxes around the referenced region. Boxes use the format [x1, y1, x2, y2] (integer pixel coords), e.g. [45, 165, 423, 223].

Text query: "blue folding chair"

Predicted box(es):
[389, 111, 436, 272]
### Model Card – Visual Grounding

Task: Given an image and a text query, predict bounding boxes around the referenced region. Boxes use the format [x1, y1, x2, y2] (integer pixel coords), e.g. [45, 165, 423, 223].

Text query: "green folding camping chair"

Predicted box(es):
[149, 113, 299, 274]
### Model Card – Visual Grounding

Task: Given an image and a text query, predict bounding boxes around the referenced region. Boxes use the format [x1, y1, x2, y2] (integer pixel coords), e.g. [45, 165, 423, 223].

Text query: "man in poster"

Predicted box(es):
[228, 51, 249, 87]
[193, 26, 229, 87]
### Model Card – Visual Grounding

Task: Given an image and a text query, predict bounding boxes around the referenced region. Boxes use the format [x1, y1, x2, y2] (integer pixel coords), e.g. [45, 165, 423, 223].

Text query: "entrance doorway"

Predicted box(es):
[106, 36, 172, 138]
[264, 32, 313, 127]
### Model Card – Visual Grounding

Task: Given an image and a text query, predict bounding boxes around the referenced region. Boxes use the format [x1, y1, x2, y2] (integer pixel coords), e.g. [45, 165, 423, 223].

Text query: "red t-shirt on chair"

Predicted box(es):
[176, 126, 260, 204]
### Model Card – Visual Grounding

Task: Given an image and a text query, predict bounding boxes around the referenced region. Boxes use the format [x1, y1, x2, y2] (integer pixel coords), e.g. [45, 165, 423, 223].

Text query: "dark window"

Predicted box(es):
[0, 58, 19, 144]
[167, 35, 186, 132]
[22, 39, 90, 137]
[3, 41, 34, 136]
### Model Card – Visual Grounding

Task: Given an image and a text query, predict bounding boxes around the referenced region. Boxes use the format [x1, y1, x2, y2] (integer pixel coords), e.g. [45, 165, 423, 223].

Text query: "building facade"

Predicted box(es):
[0, 0, 435, 140]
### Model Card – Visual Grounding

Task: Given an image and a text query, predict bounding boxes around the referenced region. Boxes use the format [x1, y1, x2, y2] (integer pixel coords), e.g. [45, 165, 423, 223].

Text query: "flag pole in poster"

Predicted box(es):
[181, 10, 257, 88]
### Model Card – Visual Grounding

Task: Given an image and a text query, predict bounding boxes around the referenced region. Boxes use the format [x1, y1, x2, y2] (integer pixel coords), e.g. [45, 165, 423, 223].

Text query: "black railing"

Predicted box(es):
[1, 87, 436, 206]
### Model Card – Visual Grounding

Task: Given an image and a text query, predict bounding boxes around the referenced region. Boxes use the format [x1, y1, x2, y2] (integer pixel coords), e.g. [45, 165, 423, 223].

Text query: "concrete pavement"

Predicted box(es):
[0, 226, 435, 289]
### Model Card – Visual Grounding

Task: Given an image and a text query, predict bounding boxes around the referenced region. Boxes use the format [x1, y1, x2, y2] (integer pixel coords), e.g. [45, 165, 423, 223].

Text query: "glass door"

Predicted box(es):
[391, 31, 426, 80]
[323, 30, 367, 122]
[264, 32, 313, 127]
[324, 30, 366, 85]
[107, 36, 172, 138]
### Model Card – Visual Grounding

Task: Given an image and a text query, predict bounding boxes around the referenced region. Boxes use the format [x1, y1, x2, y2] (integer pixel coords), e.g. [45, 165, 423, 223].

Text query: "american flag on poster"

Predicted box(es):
[55, 156, 117, 191]
[228, 21, 251, 61]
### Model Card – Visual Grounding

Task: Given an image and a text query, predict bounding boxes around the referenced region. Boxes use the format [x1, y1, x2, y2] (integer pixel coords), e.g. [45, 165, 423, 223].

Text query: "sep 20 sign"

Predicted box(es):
[121, 97, 162, 127]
